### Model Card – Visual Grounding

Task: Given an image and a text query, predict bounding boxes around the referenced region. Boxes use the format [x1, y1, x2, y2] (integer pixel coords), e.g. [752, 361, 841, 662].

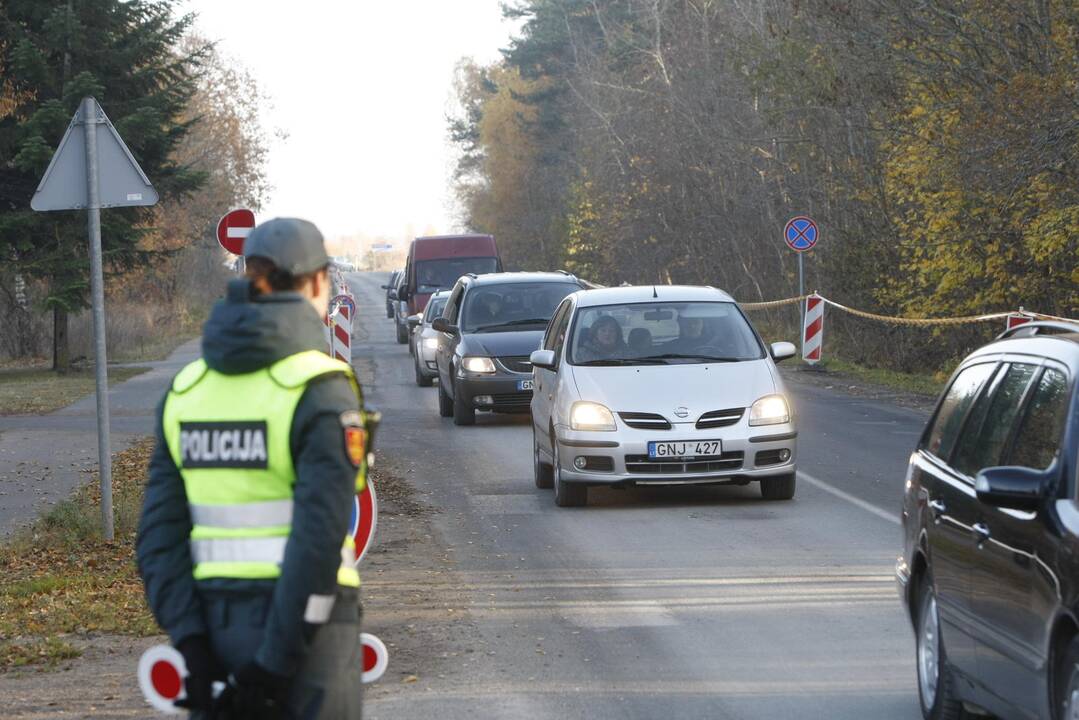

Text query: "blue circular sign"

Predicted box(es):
[784, 216, 819, 253]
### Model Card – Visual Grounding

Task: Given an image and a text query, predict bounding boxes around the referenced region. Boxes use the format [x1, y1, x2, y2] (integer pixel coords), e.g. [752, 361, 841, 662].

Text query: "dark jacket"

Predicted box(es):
[136, 280, 362, 676]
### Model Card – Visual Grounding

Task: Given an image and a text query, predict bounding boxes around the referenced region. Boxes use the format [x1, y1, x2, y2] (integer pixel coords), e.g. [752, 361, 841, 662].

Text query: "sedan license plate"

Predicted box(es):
[517, 379, 534, 391]
[648, 440, 722, 459]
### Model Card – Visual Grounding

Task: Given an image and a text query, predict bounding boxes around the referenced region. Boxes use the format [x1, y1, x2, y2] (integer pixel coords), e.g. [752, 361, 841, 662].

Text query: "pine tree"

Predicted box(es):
[0, 0, 206, 369]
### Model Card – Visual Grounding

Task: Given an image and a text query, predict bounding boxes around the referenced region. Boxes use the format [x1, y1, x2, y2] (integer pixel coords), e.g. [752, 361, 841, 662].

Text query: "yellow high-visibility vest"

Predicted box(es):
[162, 350, 365, 587]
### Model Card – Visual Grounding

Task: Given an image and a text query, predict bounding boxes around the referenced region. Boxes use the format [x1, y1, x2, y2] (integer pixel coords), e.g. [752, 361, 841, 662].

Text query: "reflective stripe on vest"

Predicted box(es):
[189, 499, 294, 528]
[163, 349, 365, 586]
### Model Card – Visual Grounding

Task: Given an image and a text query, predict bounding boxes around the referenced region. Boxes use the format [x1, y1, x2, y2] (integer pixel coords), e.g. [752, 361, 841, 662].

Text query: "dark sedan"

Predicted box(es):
[432, 272, 586, 426]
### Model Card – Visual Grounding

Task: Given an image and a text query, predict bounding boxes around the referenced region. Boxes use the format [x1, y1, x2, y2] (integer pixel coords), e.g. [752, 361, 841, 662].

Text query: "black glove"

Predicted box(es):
[173, 635, 222, 711]
[212, 660, 290, 720]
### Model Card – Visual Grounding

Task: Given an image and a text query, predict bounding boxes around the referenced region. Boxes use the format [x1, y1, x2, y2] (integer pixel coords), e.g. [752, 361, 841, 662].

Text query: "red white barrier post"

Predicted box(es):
[803, 294, 824, 364]
[1006, 310, 1034, 332]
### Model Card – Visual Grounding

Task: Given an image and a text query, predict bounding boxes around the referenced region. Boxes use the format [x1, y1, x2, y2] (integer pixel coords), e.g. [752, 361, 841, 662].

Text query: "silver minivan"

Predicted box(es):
[529, 285, 798, 507]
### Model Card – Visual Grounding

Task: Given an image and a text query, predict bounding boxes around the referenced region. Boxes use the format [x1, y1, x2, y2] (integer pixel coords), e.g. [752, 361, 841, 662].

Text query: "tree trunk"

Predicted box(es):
[53, 305, 70, 373]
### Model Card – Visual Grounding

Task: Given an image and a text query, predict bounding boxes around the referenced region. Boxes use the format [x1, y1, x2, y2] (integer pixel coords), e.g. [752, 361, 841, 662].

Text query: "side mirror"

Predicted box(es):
[398, 287, 411, 301]
[770, 341, 797, 362]
[530, 349, 557, 371]
[380, 284, 389, 290]
[407, 314, 422, 328]
[975, 466, 1051, 511]
[432, 317, 458, 335]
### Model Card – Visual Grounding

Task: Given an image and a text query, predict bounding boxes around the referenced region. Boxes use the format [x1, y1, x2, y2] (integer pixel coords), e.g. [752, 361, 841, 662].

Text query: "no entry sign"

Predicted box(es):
[216, 209, 256, 255]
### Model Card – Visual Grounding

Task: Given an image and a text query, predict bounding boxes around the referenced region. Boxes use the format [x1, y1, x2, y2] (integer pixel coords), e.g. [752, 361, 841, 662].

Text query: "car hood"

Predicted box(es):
[569, 360, 777, 422]
[465, 330, 546, 357]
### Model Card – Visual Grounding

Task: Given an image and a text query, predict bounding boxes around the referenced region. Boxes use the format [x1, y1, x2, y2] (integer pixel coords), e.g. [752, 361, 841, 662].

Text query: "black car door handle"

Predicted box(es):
[973, 523, 991, 544]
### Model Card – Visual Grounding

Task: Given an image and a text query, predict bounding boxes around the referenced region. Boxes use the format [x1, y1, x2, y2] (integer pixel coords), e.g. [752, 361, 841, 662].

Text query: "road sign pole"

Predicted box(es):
[83, 97, 114, 541]
[798, 253, 805, 335]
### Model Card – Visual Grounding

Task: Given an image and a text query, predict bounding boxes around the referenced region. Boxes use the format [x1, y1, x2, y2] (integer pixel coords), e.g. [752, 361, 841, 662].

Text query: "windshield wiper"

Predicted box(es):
[471, 318, 549, 332]
[575, 358, 666, 366]
[636, 353, 743, 363]
[493, 318, 549, 327]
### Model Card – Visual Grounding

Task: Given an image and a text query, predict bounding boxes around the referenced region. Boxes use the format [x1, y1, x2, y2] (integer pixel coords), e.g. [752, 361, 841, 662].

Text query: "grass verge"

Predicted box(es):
[0, 366, 149, 416]
[0, 438, 158, 671]
[809, 358, 947, 398]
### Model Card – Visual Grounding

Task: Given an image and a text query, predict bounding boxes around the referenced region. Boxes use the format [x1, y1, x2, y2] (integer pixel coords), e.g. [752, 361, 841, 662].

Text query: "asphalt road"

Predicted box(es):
[352, 272, 927, 720]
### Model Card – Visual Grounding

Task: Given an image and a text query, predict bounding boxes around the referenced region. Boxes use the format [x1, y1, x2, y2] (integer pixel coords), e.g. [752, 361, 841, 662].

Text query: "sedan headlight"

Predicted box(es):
[461, 356, 495, 374]
[570, 401, 616, 432]
[423, 337, 438, 350]
[749, 395, 790, 426]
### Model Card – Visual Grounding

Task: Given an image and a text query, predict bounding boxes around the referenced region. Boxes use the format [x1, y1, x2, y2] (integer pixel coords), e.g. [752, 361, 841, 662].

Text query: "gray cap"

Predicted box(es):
[243, 217, 329, 275]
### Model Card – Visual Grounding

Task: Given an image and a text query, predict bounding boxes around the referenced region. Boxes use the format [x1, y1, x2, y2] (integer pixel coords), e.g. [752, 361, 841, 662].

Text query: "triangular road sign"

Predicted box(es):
[31, 97, 158, 211]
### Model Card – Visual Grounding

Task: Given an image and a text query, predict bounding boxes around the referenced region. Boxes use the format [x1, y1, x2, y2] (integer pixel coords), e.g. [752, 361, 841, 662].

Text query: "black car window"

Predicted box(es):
[445, 284, 464, 324]
[1007, 368, 1070, 470]
[550, 303, 573, 359]
[544, 300, 571, 351]
[461, 282, 580, 333]
[952, 363, 1037, 476]
[924, 363, 995, 461]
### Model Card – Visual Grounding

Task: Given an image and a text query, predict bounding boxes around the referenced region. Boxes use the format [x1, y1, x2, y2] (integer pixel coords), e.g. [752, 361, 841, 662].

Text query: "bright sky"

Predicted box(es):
[183, 1, 516, 245]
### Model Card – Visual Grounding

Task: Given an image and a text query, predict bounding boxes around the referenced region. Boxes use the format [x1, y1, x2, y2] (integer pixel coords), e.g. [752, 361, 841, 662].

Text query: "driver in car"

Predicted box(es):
[475, 293, 503, 324]
[578, 315, 625, 362]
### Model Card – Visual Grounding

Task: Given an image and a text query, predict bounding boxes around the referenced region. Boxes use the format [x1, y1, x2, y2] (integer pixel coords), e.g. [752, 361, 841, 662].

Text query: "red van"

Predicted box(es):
[400, 234, 502, 315]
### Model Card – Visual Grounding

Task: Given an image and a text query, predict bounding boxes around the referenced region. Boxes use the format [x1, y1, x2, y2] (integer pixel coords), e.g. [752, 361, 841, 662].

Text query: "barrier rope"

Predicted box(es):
[738, 293, 1079, 326]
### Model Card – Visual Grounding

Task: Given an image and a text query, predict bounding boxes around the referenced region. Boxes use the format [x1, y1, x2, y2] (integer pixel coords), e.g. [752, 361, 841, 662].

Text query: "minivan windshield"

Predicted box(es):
[462, 282, 580, 333]
[568, 301, 764, 365]
[415, 257, 500, 292]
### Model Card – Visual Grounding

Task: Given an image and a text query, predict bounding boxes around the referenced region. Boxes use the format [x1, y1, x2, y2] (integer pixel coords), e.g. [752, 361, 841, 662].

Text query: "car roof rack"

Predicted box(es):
[997, 320, 1079, 341]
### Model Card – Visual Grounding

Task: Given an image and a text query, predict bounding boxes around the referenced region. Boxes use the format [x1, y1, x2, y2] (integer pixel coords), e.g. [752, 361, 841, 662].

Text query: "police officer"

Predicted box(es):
[137, 218, 368, 719]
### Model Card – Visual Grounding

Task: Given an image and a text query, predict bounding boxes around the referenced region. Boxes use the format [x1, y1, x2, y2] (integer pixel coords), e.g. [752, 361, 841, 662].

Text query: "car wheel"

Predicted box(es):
[437, 376, 453, 417]
[533, 424, 553, 489]
[553, 442, 586, 507]
[386, 305, 393, 319]
[916, 579, 963, 720]
[760, 472, 796, 500]
[452, 383, 475, 426]
[415, 355, 432, 387]
[396, 321, 408, 344]
[1058, 636, 1079, 720]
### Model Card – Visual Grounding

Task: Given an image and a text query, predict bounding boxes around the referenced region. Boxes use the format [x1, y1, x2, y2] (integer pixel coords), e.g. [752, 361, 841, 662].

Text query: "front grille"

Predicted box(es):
[625, 451, 744, 474]
[696, 408, 744, 429]
[497, 356, 533, 374]
[490, 392, 532, 407]
[618, 412, 672, 430]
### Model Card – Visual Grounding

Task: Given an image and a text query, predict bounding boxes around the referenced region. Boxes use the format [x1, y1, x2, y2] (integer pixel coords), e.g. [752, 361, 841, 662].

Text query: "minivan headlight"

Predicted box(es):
[570, 402, 616, 432]
[461, 356, 495, 374]
[749, 395, 790, 426]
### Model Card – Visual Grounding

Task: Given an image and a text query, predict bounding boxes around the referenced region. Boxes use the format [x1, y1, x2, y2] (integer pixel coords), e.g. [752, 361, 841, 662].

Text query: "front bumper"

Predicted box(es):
[417, 342, 439, 377]
[553, 422, 797, 485]
[456, 373, 533, 412]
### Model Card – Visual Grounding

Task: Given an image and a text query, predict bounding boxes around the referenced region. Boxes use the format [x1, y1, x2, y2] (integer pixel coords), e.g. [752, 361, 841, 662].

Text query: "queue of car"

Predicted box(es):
[383, 234, 1079, 720]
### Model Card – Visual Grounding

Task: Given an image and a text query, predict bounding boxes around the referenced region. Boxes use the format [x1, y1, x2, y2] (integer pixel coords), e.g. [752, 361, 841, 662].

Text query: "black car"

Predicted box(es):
[897, 321, 1079, 720]
[382, 269, 401, 319]
[432, 272, 587, 426]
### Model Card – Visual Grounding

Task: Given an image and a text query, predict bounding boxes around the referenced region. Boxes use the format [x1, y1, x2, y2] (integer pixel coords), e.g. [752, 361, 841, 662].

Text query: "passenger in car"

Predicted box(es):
[627, 327, 653, 356]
